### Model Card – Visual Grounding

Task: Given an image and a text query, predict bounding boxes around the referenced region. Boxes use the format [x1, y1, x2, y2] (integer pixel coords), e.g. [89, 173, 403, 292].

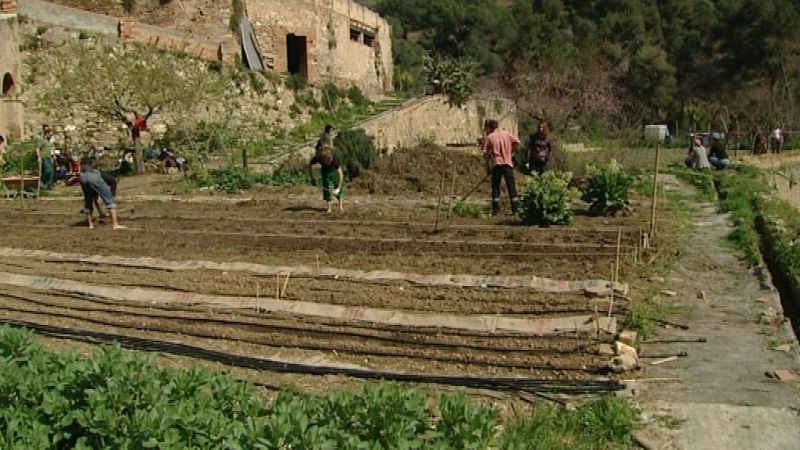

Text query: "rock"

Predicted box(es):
[597, 344, 615, 356]
[608, 352, 639, 373]
[618, 330, 639, 347]
[660, 290, 678, 297]
[649, 276, 665, 283]
[772, 344, 792, 352]
[759, 307, 784, 325]
[584, 286, 608, 298]
[773, 370, 797, 382]
[615, 341, 639, 360]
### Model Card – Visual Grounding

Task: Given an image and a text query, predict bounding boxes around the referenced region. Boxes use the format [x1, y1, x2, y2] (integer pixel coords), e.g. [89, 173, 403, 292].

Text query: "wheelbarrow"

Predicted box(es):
[1, 176, 40, 199]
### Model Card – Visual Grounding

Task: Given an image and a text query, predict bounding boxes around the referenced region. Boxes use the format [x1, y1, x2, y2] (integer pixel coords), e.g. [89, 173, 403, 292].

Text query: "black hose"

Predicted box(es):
[0, 319, 624, 393]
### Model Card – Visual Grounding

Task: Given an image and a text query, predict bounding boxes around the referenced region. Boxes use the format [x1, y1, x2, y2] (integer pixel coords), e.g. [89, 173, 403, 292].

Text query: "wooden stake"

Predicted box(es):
[615, 227, 622, 282]
[315, 254, 320, 277]
[446, 160, 457, 220]
[275, 274, 280, 301]
[255, 281, 260, 312]
[433, 152, 447, 232]
[608, 263, 615, 318]
[649, 142, 662, 239]
[593, 299, 600, 336]
[37, 157, 42, 200]
[19, 156, 24, 210]
[280, 272, 291, 299]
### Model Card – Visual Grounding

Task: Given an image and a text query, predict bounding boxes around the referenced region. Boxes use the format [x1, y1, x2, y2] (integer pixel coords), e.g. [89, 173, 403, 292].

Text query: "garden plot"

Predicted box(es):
[0, 178, 649, 392]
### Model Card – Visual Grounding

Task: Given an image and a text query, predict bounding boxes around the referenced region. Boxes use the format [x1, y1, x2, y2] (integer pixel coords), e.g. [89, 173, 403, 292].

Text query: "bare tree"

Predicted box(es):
[37, 41, 229, 174]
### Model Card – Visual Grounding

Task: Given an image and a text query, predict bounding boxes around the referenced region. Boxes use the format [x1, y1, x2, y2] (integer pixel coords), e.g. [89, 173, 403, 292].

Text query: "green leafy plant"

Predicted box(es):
[334, 129, 377, 179]
[582, 160, 634, 215]
[519, 171, 578, 226]
[121, 0, 136, 14]
[423, 55, 475, 107]
[451, 201, 487, 219]
[211, 166, 253, 193]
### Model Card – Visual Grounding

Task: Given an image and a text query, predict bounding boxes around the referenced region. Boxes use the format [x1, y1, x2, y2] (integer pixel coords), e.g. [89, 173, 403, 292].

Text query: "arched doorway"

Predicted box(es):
[1, 73, 14, 95]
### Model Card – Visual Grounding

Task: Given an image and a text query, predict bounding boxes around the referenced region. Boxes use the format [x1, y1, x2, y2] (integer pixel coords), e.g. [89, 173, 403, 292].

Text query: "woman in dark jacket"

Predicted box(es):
[526, 121, 552, 175]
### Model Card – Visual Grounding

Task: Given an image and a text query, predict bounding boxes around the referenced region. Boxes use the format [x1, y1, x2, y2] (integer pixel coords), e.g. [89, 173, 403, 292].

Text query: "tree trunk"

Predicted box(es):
[134, 138, 145, 174]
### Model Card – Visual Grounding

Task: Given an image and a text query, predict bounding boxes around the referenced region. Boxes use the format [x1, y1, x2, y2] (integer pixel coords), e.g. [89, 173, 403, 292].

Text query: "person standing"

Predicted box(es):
[36, 125, 55, 189]
[482, 119, 520, 216]
[308, 146, 344, 213]
[526, 121, 553, 175]
[771, 127, 784, 153]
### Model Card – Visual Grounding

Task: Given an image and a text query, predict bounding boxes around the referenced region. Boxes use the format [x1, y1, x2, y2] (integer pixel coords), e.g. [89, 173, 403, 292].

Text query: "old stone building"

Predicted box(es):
[245, 0, 393, 95]
[0, 0, 24, 140]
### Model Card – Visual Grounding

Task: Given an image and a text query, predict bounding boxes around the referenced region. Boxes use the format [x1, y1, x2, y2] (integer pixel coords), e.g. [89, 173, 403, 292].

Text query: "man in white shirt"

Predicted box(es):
[771, 127, 784, 153]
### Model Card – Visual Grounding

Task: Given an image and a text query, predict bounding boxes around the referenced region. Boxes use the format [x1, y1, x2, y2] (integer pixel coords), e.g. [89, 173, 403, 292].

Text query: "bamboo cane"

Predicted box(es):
[446, 160, 457, 220]
[19, 156, 24, 210]
[608, 263, 615, 318]
[434, 152, 447, 232]
[255, 281, 260, 312]
[37, 157, 42, 199]
[281, 272, 291, 299]
[615, 227, 622, 282]
[649, 142, 662, 239]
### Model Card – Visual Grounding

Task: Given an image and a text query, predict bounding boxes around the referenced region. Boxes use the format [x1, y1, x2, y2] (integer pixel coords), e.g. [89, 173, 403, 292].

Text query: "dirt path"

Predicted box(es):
[637, 176, 800, 449]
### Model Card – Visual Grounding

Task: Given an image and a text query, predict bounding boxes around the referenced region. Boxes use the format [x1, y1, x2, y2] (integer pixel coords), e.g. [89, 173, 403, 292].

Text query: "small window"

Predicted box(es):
[363, 33, 374, 47]
[350, 28, 361, 42]
[2, 73, 14, 95]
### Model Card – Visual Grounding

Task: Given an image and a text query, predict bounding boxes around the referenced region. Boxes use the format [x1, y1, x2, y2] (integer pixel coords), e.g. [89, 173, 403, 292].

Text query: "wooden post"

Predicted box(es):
[37, 157, 42, 199]
[255, 281, 260, 312]
[649, 142, 662, 239]
[608, 263, 615, 318]
[281, 272, 291, 298]
[242, 147, 248, 169]
[19, 156, 24, 210]
[615, 227, 622, 282]
[446, 160, 457, 220]
[433, 152, 447, 232]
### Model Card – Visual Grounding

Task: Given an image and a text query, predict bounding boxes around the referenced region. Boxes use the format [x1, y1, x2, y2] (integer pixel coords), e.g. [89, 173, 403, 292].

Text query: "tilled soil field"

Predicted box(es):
[0, 184, 648, 391]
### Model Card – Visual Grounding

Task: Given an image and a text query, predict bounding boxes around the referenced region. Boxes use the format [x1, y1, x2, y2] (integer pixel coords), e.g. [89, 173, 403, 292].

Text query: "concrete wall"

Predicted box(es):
[361, 95, 518, 152]
[245, 0, 392, 95]
[119, 20, 237, 63]
[0, 1, 24, 140]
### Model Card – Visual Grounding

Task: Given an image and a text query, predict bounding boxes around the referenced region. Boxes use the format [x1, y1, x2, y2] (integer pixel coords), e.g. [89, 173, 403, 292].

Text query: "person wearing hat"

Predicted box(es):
[80, 159, 125, 229]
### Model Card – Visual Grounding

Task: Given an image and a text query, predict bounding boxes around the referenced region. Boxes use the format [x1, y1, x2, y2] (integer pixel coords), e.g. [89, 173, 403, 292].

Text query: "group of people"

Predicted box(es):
[479, 119, 553, 216]
[685, 132, 730, 170]
[33, 125, 125, 229]
[753, 128, 785, 155]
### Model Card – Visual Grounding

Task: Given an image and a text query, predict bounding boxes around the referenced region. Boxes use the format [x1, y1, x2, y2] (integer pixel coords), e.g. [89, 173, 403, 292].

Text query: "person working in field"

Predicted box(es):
[80, 158, 124, 229]
[308, 145, 345, 213]
[525, 121, 553, 175]
[482, 119, 521, 216]
[685, 136, 711, 170]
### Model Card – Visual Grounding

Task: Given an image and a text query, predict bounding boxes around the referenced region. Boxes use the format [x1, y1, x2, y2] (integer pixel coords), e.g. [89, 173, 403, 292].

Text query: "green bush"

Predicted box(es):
[582, 160, 634, 215]
[334, 129, 377, 179]
[121, 0, 136, 13]
[321, 82, 346, 110]
[519, 171, 578, 226]
[347, 85, 369, 108]
[256, 170, 310, 186]
[211, 166, 253, 193]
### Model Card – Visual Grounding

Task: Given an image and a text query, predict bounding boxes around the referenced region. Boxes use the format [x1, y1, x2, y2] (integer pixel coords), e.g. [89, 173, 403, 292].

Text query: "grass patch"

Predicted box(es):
[627, 289, 686, 340]
[450, 201, 487, 219]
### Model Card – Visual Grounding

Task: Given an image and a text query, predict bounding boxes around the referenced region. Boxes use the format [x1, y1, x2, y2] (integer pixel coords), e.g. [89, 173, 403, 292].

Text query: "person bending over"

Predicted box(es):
[80, 160, 125, 229]
[308, 146, 344, 213]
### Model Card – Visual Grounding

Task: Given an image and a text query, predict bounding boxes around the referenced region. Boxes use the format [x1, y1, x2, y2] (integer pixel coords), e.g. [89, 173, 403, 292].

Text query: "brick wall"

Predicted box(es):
[119, 20, 237, 63]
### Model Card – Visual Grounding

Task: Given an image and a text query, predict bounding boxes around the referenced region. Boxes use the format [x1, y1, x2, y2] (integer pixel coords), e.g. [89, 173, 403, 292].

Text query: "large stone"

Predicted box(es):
[618, 330, 639, 346]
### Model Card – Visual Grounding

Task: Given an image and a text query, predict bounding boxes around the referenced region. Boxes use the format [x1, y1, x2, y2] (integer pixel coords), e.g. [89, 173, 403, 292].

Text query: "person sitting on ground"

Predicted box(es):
[525, 121, 553, 175]
[708, 135, 730, 170]
[80, 159, 124, 229]
[66, 155, 81, 186]
[308, 145, 344, 213]
[685, 136, 711, 170]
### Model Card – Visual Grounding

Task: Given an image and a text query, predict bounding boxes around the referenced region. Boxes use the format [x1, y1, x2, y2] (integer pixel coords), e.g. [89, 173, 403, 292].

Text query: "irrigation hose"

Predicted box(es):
[0, 319, 625, 394]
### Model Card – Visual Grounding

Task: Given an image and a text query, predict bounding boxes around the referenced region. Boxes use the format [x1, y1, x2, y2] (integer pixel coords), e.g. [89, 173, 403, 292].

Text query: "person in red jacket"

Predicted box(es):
[482, 119, 521, 216]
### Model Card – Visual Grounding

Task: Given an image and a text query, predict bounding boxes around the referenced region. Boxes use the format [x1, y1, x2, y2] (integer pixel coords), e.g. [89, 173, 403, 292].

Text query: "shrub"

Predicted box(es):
[121, 0, 136, 14]
[582, 160, 634, 215]
[334, 129, 377, 179]
[211, 166, 253, 193]
[423, 55, 475, 107]
[347, 85, 369, 108]
[321, 82, 346, 110]
[518, 171, 578, 226]
[285, 73, 308, 91]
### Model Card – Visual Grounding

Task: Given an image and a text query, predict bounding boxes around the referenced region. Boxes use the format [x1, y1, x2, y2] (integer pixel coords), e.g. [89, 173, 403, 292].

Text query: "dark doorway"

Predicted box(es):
[2, 73, 14, 96]
[286, 34, 308, 79]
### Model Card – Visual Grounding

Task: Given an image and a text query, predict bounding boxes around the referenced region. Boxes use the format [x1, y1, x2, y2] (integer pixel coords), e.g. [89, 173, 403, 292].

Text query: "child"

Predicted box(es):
[308, 146, 344, 213]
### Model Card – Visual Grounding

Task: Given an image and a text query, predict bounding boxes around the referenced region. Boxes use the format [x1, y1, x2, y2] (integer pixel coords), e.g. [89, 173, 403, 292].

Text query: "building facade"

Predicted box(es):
[0, 0, 24, 140]
[245, 0, 393, 95]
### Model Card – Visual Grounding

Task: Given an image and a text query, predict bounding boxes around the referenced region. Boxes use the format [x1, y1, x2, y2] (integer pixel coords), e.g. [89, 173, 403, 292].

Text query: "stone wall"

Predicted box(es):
[119, 20, 237, 63]
[245, 0, 393, 95]
[0, 1, 24, 140]
[361, 95, 518, 152]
